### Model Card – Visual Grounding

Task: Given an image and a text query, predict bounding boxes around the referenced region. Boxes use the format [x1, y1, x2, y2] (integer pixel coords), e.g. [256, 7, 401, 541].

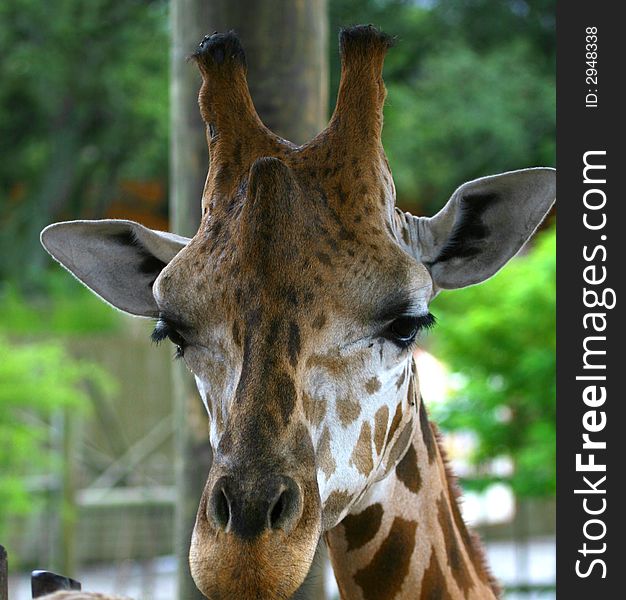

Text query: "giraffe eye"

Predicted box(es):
[385, 313, 436, 348]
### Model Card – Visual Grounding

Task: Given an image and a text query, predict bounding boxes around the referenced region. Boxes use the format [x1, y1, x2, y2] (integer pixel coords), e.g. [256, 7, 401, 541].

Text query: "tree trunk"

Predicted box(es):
[170, 1, 328, 598]
[170, 2, 212, 599]
[207, 0, 328, 144]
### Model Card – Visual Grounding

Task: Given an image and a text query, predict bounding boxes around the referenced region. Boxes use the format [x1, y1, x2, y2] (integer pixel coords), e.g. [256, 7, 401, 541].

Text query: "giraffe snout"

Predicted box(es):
[207, 474, 303, 538]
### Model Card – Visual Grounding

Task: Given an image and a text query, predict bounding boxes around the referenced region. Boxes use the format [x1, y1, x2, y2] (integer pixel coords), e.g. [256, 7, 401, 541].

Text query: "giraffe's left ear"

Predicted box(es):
[41, 219, 190, 317]
[396, 168, 555, 290]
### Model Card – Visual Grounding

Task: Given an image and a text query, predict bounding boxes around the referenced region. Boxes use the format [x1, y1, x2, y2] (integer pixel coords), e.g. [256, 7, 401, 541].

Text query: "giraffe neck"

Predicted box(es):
[325, 395, 500, 600]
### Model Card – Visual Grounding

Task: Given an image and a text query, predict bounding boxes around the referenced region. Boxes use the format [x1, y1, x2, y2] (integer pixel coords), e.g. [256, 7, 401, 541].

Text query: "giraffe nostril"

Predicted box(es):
[208, 482, 231, 530]
[267, 478, 302, 532]
[208, 474, 302, 537]
[269, 489, 287, 528]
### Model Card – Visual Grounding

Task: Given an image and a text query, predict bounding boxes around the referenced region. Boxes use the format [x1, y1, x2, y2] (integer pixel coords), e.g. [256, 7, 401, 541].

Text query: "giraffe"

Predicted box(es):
[41, 26, 555, 600]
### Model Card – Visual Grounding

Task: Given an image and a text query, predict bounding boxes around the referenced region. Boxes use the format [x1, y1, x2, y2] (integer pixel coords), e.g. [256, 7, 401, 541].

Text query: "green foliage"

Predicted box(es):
[432, 0, 556, 67]
[1, 0, 555, 283]
[384, 40, 555, 208]
[329, 0, 555, 213]
[430, 226, 556, 498]
[0, 335, 115, 538]
[0, 0, 169, 283]
[0, 272, 121, 336]
[0, 273, 119, 539]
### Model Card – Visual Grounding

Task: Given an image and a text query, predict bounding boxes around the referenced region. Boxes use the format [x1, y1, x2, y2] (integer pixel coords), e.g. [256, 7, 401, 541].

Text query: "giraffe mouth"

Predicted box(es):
[189, 525, 321, 600]
[189, 463, 322, 600]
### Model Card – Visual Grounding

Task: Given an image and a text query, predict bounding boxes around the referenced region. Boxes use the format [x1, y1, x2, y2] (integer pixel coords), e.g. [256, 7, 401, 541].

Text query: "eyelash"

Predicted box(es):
[151, 312, 436, 358]
[151, 319, 186, 359]
[384, 312, 436, 349]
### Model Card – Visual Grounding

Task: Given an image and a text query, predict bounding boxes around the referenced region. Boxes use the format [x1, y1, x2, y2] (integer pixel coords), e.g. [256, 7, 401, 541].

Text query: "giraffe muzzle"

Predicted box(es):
[207, 474, 303, 539]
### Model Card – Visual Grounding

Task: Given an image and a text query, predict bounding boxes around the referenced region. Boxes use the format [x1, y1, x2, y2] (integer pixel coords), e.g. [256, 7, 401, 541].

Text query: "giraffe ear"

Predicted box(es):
[396, 168, 555, 290]
[41, 220, 190, 317]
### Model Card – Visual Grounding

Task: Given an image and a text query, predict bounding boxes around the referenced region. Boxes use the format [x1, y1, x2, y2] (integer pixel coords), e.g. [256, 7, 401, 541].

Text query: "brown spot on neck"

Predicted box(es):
[373, 405, 389, 455]
[385, 420, 414, 470]
[395, 443, 422, 494]
[419, 547, 451, 600]
[318, 426, 336, 481]
[439, 432, 501, 596]
[302, 392, 326, 427]
[337, 395, 361, 427]
[341, 503, 384, 552]
[354, 516, 417, 600]
[387, 402, 403, 441]
[450, 497, 498, 594]
[306, 352, 349, 379]
[350, 421, 373, 476]
[324, 490, 353, 526]
[419, 398, 437, 464]
[437, 493, 474, 595]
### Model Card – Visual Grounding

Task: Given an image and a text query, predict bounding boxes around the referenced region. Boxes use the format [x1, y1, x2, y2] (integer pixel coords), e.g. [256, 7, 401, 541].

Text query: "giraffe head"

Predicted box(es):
[41, 27, 555, 600]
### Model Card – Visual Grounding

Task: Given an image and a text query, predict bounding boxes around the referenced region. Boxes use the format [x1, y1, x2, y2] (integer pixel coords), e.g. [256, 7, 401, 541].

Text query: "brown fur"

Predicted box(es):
[353, 517, 418, 600]
[154, 24, 501, 600]
[178, 27, 425, 599]
[431, 423, 502, 598]
[318, 426, 337, 480]
[419, 547, 452, 600]
[324, 490, 354, 527]
[303, 391, 327, 427]
[341, 503, 384, 552]
[337, 395, 362, 427]
[325, 385, 500, 600]
[395, 444, 422, 494]
[373, 404, 390, 455]
[350, 421, 374, 476]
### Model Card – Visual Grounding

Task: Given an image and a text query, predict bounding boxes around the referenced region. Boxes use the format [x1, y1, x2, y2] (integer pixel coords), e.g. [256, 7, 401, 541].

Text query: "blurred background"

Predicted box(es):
[0, 0, 555, 598]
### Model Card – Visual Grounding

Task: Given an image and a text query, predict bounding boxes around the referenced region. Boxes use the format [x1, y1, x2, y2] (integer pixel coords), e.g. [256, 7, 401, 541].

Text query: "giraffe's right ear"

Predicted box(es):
[41, 220, 190, 317]
[394, 168, 555, 290]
